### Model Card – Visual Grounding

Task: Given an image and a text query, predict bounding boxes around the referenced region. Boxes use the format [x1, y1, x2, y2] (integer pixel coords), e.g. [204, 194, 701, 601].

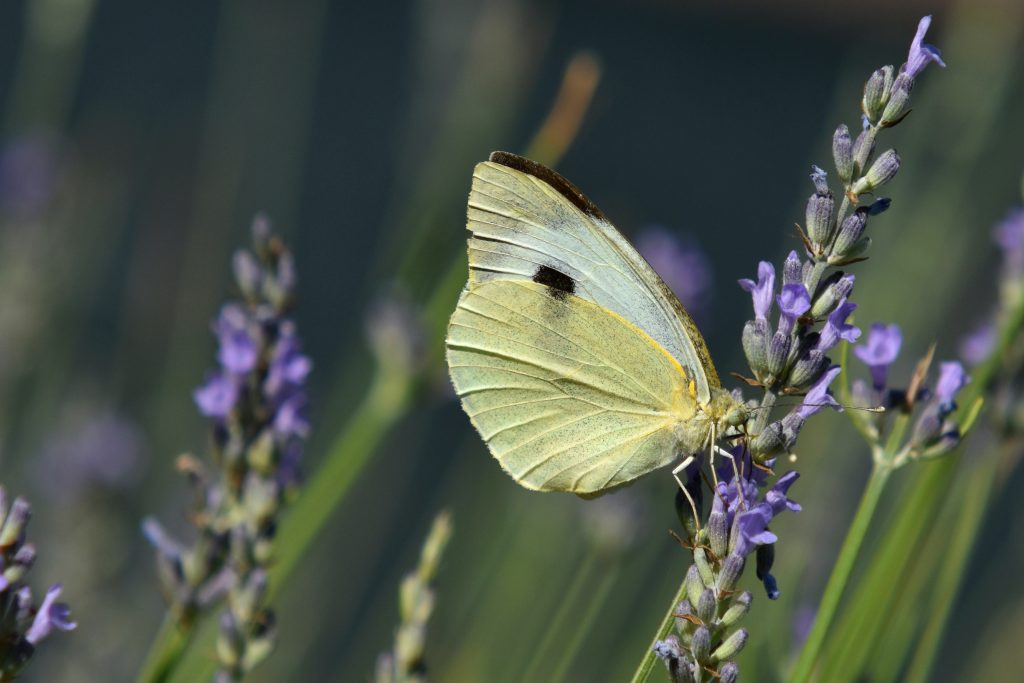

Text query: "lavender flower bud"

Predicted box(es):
[833, 124, 854, 182]
[810, 272, 855, 318]
[766, 331, 791, 379]
[716, 554, 745, 594]
[691, 626, 712, 663]
[233, 250, 262, 299]
[880, 72, 914, 126]
[708, 508, 730, 559]
[0, 498, 30, 549]
[742, 319, 770, 381]
[719, 661, 740, 683]
[853, 149, 901, 195]
[911, 402, 943, 446]
[720, 592, 753, 627]
[783, 250, 803, 286]
[711, 628, 749, 662]
[805, 189, 835, 248]
[674, 600, 694, 633]
[832, 208, 869, 259]
[685, 564, 705, 608]
[862, 66, 894, 123]
[694, 547, 715, 588]
[852, 129, 876, 177]
[696, 589, 717, 624]
[749, 421, 783, 459]
[788, 349, 828, 389]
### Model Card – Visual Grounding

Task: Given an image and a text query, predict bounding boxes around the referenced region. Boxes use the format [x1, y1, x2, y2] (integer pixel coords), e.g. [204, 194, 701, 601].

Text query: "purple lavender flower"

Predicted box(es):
[777, 284, 811, 336]
[194, 372, 239, 419]
[635, 227, 714, 322]
[960, 322, 995, 367]
[25, 585, 76, 645]
[798, 366, 843, 419]
[817, 299, 860, 352]
[739, 261, 775, 322]
[904, 16, 946, 79]
[214, 304, 259, 374]
[263, 322, 312, 406]
[995, 208, 1024, 280]
[935, 361, 969, 407]
[145, 216, 311, 681]
[855, 323, 902, 390]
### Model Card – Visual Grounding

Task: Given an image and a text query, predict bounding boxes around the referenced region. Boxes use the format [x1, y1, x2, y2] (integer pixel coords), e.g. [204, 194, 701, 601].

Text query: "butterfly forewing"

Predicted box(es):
[466, 153, 719, 402]
[447, 280, 696, 494]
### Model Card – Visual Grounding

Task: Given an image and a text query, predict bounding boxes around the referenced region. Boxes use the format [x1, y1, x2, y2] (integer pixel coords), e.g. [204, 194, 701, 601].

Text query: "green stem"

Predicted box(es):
[789, 458, 894, 683]
[520, 553, 599, 681]
[629, 573, 688, 683]
[902, 441, 1003, 683]
[134, 615, 192, 683]
[550, 562, 621, 683]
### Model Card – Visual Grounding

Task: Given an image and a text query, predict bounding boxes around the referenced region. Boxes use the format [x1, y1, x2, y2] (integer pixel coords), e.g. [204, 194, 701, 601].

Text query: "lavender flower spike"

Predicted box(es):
[0, 489, 75, 678]
[905, 16, 946, 79]
[855, 323, 902, 390]
[144, 215, 311, 682]
[739, 261, 775, 322]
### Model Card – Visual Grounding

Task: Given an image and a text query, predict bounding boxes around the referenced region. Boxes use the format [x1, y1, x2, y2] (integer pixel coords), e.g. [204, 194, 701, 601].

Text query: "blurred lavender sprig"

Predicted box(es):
[647, 16, 946, 682]
[142, 215, 311, 681]
[376, 511, 452, 683]
[0, 488, 76, 681]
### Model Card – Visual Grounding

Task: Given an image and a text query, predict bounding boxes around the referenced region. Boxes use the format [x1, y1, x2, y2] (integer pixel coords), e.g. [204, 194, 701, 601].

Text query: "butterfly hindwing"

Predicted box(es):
[466, 152, 720, 403]
[446, 279, 697, 494]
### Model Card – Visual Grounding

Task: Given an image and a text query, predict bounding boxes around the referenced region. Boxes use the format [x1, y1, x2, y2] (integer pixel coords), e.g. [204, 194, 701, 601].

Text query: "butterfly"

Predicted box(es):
[445, 152, 746, 497]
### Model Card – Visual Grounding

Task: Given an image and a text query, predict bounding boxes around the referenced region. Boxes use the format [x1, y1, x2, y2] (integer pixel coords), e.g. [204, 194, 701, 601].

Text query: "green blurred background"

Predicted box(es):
[0, 0, 1022, 681]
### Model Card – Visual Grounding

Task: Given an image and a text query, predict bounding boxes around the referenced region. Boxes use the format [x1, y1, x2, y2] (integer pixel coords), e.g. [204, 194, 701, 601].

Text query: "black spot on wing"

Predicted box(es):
[533, 265, 575, 299]
[488, 151, 607, 221]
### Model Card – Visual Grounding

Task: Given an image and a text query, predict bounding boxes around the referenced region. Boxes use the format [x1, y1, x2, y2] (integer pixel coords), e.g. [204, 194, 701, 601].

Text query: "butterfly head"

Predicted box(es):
[705, 387, 750, 434]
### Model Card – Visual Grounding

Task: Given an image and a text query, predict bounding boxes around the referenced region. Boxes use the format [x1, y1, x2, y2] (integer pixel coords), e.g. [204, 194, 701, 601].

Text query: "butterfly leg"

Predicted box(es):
[671, 456, 702, 533]
[714, 444, 747, 509]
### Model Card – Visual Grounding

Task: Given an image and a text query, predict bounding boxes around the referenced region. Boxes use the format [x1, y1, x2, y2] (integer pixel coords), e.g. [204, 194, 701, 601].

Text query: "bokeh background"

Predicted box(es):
[0, 0, 1022, 681]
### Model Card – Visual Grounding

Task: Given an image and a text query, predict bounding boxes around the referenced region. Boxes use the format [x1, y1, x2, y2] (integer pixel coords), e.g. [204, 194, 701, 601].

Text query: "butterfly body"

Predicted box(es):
[446, 152, 745, 495]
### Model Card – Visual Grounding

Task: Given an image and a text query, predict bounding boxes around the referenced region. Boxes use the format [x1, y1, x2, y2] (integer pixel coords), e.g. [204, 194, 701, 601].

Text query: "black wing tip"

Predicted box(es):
[486, 151, 606, 220]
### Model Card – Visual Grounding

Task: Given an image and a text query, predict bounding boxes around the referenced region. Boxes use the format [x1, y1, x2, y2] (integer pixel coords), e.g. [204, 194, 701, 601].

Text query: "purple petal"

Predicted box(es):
[935, 361, 969, 405]
[734, 505, 777, 558]
[25, 584, 76, 644]
[194, 373, 238, 418]
[960, 322, 995, 367]
[739, 261, 775, 322]
[798, 366, 842, 418]
[817, 298, 860, 351]
[778, 284, 811, 318]
[855, 323, 902, 391]
[273, 394, 310, 440]
[905, 16, 946, 79]
[214, 305, 258, 374]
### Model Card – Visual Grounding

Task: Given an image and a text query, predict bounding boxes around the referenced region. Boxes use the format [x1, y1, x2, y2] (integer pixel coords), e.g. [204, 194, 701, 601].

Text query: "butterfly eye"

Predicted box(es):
[725, 406, 747, 428]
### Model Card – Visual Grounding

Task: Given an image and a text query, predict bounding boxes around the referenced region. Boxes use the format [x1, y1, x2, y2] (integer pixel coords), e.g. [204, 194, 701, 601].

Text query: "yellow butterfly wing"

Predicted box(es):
[466, 151, 720, 403]
[446, 279, 696, 494]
